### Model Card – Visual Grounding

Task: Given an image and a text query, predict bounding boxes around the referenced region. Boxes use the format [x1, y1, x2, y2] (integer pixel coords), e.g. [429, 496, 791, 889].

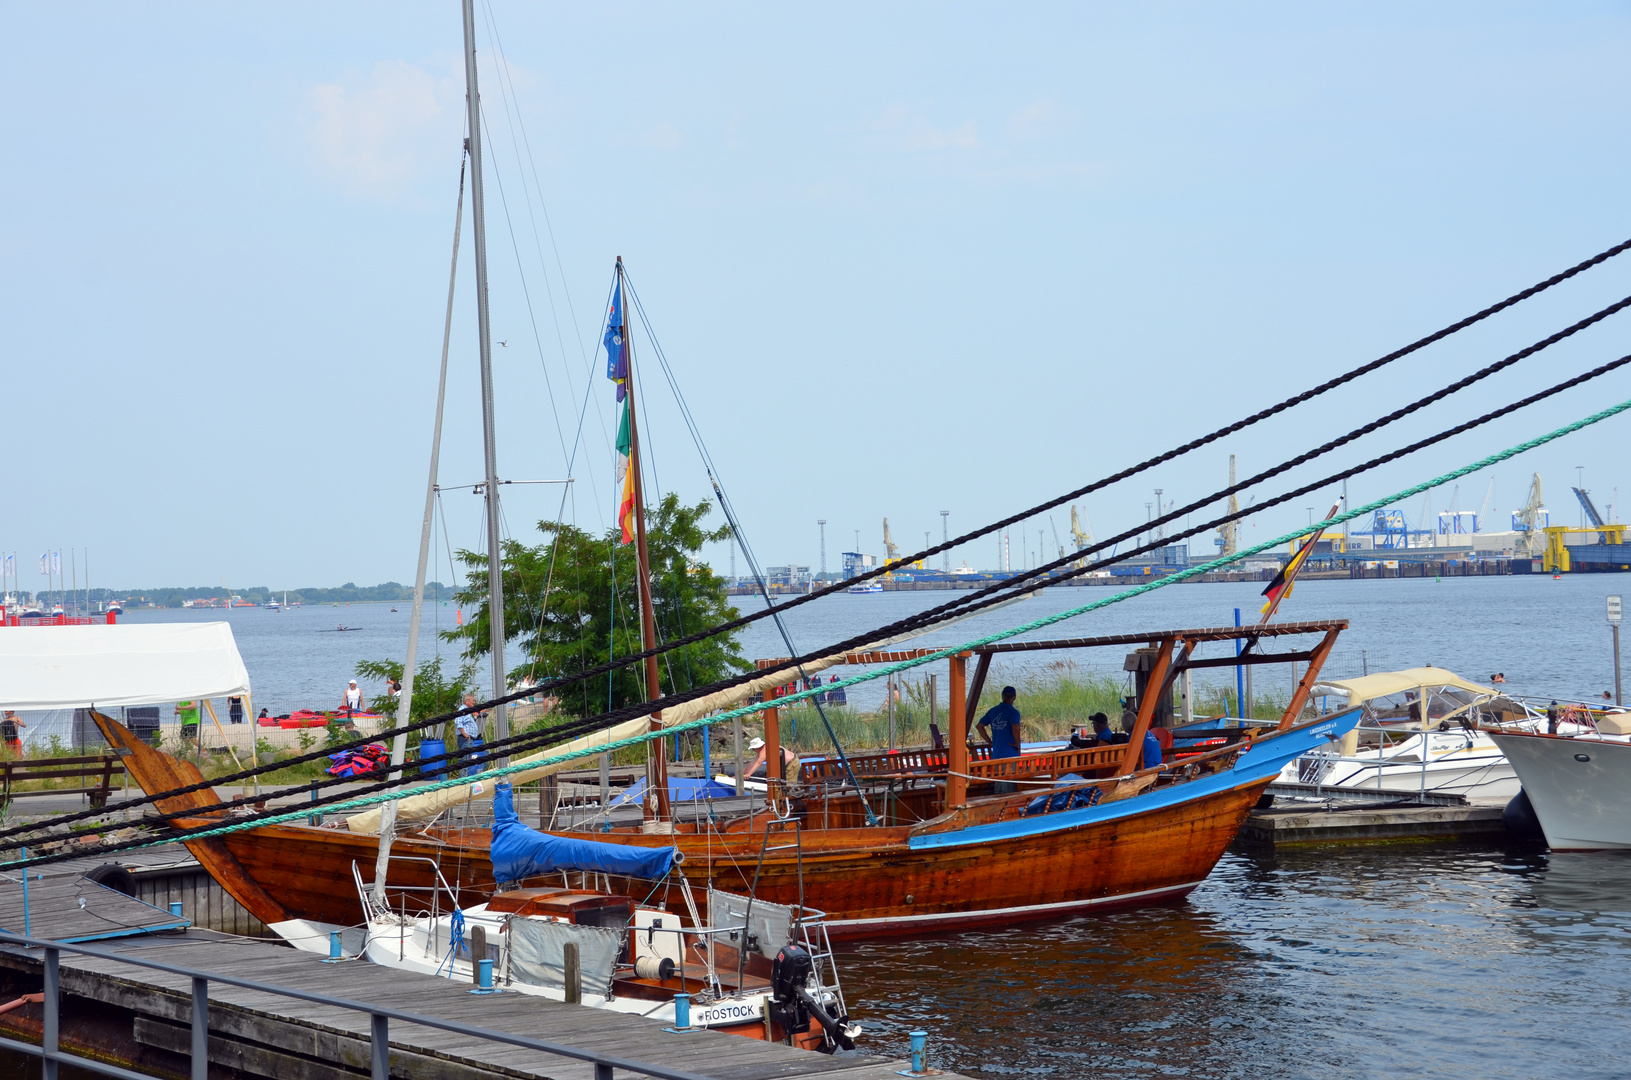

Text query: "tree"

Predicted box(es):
[354, 655, 477, 744]
[445, 493, 746, 719]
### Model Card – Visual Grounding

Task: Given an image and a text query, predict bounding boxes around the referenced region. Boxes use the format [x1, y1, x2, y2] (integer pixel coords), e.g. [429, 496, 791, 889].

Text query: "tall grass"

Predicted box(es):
[698, 661, 1295, 756]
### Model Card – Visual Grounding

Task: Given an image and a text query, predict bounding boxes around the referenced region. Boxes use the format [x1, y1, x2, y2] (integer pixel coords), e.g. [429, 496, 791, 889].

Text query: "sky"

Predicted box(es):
[4, 2, 1631, 593]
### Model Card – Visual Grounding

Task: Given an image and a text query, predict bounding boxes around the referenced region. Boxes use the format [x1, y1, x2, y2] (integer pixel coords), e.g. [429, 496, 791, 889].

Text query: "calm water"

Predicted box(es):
[837, 842, 1631, 1080]
[117, 571, 1624, 713]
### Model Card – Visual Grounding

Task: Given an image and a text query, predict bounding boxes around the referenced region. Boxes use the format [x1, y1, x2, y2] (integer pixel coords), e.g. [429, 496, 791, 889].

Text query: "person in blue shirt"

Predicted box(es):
[1140, 727, 1165, 772]
[976, 686, 1023, 759]
[1090, 712, 1114, 745]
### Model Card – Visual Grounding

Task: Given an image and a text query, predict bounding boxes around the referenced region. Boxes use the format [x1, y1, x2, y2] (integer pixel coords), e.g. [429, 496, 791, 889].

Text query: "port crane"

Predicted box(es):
[882, 518, 900, 566]
[1514, 473, 1546, 555]
[1573, 486, 1612, 540]
[1068, 505, 1092, 567]
[1216, 455, 1239, 557]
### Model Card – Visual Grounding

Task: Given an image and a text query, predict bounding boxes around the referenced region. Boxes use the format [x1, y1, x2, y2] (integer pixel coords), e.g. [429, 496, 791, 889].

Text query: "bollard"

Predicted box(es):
[564, 941, 581, 1005]
[673, 992, 691, 1029]
[470, 924, 487, 985]
[169, 901, 184, 918]
[910, 1030, 927, 1074]
[477, 959, 493, 990]
[330, 931, 342, 959]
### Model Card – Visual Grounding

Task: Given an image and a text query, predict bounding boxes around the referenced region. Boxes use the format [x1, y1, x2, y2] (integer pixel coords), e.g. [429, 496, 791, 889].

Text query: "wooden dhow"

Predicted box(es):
[93, 618, 1359, 939]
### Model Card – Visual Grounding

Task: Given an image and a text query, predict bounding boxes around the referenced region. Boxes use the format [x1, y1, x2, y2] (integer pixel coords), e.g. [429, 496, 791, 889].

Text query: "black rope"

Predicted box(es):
[11, 349, 1628, 863]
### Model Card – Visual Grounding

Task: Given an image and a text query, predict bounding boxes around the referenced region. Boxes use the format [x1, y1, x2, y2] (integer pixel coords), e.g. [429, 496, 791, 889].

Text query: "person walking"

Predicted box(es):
[0, 711, 24, 756]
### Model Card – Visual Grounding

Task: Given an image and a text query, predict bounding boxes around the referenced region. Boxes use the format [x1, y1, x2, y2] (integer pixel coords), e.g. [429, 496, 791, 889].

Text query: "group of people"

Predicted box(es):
[973, 687, 1168, 774]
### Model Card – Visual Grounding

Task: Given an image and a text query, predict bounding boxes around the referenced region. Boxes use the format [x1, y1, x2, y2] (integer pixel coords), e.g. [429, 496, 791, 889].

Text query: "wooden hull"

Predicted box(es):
[95, 710, 1351, 939]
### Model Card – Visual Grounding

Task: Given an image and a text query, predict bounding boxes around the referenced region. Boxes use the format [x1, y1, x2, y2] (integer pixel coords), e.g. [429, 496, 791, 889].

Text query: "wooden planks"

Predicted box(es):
[0, 873, 186, 942]
[0, 934, 935, 1080]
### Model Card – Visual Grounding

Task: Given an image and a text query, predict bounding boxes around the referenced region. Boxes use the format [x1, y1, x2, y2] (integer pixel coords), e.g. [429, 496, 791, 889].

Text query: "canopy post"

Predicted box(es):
[763, 687, 782, 810]
[1277, 627, 1341, 731]
[947, 652, 969, 808]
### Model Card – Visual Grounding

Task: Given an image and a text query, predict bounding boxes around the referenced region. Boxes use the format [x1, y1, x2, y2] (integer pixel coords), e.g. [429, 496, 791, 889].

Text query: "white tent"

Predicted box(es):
[0, 622, 251, 711]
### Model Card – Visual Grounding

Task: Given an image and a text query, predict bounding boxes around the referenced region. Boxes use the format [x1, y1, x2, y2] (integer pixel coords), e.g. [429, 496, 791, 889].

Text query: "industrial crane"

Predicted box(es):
[1216, 455, 1239, 557]
[1069, 505, 1091, 562]
[882, 518, 900, 566]
[1515, 473, 1546, 555]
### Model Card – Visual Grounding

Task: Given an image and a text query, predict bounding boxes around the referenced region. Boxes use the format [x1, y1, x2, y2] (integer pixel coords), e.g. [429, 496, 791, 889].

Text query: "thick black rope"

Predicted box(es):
[13, 350, 1628, 859]
[30, 233, 1612, 822]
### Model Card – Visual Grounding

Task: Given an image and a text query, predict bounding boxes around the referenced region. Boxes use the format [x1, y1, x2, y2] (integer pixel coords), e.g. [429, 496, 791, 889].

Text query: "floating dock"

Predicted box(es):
[1241, 788, 1509, 846]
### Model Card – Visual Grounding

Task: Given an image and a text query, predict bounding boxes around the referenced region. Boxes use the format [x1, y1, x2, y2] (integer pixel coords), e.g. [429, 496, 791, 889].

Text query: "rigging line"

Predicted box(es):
[520, 279, 620, 685]
[476, 0, 579, 407]
[592, 244, 1631, 684]
[477, 105, 573, 471]
[28, 352, 1626, 846]
[808, 351, 1631, 654]
[478, 0, 597, 382]
[37, 383, 1631, 867]
[864, 289, 1631, 634]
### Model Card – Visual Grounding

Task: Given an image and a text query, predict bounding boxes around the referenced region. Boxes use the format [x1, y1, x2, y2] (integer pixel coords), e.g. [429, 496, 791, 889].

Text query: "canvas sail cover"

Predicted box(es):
[0, 623, 251, 711]
[489, 781, 675, 883]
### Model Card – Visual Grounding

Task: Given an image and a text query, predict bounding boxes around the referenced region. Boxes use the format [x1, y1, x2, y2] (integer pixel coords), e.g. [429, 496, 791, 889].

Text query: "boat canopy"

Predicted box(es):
[1315, 667, 1491, 703]
[489, 781, 675, 883]
[0, 622, 251, 711]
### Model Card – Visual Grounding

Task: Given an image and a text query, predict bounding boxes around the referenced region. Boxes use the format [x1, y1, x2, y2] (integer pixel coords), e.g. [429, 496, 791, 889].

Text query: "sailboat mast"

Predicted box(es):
[617, 258, 670, 822]
[461, 0, 509, 753]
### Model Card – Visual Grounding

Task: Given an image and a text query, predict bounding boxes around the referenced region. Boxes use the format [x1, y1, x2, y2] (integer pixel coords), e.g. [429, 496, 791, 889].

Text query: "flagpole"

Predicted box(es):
[1259, 501, 1340, 625]
[617, 257, 671, 824]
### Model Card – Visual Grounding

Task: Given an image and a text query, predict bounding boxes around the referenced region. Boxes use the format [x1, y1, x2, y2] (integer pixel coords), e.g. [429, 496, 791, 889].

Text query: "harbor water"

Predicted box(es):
[838, 842, 1631, 1079]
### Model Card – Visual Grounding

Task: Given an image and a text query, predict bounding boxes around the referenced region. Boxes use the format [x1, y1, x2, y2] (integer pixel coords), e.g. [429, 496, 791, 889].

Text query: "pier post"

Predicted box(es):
[947, 653, 969, 808]
[43, 947, 57, 1080]
[471, 924, 487, 985]
[191, 976, 208, 1080]
[370, 1013, 388, 1080]
[565, 941, 582, 1005]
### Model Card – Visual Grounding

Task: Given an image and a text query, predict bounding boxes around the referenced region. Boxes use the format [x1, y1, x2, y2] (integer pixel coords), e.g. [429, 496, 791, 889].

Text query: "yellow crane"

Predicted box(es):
[882, 518, 901, 567]
[1069, 505, 1091, 567]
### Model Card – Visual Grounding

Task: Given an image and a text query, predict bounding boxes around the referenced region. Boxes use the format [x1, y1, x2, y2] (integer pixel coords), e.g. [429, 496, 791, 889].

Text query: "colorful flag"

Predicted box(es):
[604, 277, 636, 545]
[1260, 501, 1340, 621]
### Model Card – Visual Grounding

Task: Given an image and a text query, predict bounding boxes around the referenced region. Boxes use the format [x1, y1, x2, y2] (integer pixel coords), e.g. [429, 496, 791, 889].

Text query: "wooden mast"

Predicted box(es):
[617, 257, 671, 823]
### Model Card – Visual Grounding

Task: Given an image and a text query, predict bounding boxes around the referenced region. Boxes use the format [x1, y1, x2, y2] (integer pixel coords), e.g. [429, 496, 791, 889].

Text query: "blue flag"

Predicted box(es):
[604, 279, 627, 402]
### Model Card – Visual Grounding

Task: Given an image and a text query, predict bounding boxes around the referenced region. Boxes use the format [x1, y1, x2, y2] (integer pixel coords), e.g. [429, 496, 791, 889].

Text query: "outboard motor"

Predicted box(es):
[769, 944, 856, 1053]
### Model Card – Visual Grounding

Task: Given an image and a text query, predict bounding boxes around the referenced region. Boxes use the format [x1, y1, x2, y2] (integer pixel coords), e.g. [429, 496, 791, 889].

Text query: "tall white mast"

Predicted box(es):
[461, 0, 508, 752]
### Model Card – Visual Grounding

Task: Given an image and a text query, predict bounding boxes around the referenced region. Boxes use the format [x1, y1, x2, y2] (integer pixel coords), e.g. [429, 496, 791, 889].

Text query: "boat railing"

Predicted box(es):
[351, 856, 465, 963]
[797, 742, 1134, 785]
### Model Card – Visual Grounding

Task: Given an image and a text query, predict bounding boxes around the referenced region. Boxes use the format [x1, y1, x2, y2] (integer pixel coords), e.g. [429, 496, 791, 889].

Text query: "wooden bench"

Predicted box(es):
[0, 755, 126, 808]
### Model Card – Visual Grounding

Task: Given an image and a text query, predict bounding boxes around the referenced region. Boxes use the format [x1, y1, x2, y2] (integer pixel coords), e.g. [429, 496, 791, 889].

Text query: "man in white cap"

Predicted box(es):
[341, 679, 365, 715]
[744, 735, 799, 782]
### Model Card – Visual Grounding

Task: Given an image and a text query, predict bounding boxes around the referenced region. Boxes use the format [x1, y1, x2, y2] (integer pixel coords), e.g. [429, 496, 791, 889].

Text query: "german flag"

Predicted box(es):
[1260, 501, 1340, 622]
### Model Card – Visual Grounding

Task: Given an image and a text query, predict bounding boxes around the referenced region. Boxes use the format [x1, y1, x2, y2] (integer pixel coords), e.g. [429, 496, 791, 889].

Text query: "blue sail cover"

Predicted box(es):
[489, 781, 675, 884]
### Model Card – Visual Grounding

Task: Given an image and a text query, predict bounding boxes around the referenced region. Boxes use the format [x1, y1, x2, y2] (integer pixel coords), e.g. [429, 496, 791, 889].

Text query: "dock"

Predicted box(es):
[1241, 788, 1509, 846]
[0, 863, 950, 1080]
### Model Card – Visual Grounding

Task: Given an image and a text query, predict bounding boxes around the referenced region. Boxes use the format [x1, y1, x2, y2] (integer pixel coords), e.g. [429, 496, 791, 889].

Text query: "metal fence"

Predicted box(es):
[0, 930, 713, 1080]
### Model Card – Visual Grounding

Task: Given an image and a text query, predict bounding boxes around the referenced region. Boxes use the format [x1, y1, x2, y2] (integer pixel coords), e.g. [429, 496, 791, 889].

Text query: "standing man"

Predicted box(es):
[975, 685, 1023, 758]
[341, 679, 365, 715]
[456, 693, 483, 753]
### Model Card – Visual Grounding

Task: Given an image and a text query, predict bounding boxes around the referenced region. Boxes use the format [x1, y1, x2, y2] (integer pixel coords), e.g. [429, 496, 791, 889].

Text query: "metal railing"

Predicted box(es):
[0, 929, 713, 1080]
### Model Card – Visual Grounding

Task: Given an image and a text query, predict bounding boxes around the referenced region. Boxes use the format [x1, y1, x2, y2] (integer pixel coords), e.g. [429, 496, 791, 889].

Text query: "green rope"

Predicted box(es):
[14, 395, 1630, 860]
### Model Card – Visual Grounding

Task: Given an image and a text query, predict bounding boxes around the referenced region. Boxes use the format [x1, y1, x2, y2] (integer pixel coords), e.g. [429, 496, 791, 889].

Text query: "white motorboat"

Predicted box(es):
[273, 782, 859, 1052]
[1489, 712, 1631, 850]
[1281, 668, 1534, 799]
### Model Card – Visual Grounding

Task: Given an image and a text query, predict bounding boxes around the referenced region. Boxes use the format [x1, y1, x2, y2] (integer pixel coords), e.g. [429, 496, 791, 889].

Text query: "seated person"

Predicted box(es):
[1140, 727, 1164, 771]
[1111, 707, 1134, 744]
[1090, 712, 1115, 746]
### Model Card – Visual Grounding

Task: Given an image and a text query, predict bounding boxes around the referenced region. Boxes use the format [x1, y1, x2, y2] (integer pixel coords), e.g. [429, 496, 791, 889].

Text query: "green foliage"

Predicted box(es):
[353, 655, 477, 744]
[444, 493, 747, 720]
